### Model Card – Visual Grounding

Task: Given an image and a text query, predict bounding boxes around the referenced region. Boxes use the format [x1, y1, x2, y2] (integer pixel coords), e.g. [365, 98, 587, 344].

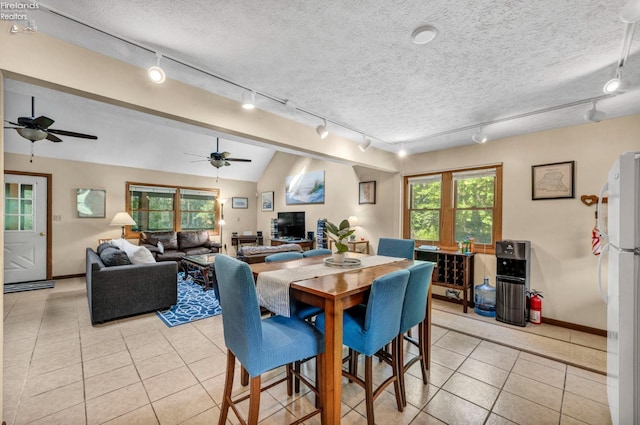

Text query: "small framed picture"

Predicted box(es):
[359, 181, 376, 204]
[261, 191, 274, 211]
[532, 161, 575, 200]
[232, 197, 249, 209]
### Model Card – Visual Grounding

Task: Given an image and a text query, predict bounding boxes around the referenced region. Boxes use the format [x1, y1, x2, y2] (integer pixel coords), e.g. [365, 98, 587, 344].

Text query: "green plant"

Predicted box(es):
[325, 219, 355, 253]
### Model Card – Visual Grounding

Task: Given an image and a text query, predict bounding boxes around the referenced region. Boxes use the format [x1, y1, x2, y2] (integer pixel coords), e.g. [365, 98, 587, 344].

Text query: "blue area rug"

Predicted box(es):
[4, 280, 55, 294]
[157, 273, 222, 327]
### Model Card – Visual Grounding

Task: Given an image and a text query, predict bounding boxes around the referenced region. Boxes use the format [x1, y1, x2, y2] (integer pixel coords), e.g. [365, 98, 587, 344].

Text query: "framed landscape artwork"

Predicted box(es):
[76, 189, 106, 218]
[531, 161, 575, 200]
[261, 191, 274, 211]
[359, 181, 376, 204]
[285, 170, 325, 205]
[232, 197, 248, 209]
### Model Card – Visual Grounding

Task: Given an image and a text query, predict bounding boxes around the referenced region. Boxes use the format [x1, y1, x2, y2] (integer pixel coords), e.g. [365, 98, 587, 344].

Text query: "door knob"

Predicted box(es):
[40, 232, 46, 236]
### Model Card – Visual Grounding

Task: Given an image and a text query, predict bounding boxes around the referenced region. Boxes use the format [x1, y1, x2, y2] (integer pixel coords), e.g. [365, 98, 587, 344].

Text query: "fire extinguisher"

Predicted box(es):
[528, 290, 543, 324]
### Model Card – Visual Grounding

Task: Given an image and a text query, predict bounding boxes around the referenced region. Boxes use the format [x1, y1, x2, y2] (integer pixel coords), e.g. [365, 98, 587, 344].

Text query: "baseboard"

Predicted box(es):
[433, 294, 606, 337]
[53, 273, 84, 280]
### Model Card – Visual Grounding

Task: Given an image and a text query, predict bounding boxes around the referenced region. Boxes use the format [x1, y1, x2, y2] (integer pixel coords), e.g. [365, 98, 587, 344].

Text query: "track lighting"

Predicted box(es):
[585, 101, 606, 122]
[316, 119, 328, 139]
[621, 0, 640, 23]
[603, 68, 629, 94]
[472, 127, 488, 144]
[147, 52, 166, 84]
[359, 134, 372, 152]
[9, 19, 37, 34]
[242, 90, 256, 109]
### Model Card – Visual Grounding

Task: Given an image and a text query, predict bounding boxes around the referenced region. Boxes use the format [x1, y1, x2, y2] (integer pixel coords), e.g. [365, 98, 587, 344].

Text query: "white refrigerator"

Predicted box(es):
[597, 151, 640, 425]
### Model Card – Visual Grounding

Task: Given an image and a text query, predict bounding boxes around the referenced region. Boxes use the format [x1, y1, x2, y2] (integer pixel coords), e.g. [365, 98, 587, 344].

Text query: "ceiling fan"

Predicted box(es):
[4, 96, 98, 162]
[186, 137, 252, 168]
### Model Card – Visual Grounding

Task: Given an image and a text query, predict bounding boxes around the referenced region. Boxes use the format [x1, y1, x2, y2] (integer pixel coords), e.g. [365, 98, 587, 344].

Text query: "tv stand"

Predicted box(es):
[270, 238, 314, 251]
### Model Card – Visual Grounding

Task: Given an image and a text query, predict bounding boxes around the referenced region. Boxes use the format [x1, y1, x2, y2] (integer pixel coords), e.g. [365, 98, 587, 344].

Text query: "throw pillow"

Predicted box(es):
[129, 246, 156, 264]
[97, 242, 112, 255]
[100, 247, 131, 266]
[157, 241, 164, 254]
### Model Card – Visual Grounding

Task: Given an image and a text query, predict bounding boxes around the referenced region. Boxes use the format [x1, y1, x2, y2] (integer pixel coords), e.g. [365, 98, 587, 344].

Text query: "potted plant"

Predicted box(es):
[325, 219, 355, 263]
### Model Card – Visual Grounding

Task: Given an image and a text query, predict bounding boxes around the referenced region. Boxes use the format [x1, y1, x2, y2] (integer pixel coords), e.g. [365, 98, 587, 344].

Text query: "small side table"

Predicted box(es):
[329, 239, 370, 254]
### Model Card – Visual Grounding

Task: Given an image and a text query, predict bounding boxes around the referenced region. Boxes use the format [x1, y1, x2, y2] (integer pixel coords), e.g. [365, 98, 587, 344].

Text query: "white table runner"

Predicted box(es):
[256, 255, 405, 317]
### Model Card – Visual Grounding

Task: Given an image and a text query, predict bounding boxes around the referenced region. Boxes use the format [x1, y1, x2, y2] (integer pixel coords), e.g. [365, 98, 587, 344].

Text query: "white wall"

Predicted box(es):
[401, 114, 640, 329]
[4, 153, 258, 276]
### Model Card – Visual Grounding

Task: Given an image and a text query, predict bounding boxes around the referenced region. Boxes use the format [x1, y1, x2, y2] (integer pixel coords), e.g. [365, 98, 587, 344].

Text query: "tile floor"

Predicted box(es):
[3, 278, 611, 425]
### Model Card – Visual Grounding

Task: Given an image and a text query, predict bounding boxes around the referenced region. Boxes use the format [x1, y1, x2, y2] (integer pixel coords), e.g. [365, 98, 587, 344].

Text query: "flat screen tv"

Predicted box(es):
[277, 211, 305, 239]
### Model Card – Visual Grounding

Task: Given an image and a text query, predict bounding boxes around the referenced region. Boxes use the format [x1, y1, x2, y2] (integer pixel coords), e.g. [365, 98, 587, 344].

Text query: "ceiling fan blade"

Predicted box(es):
[226, 158, 252, 162]
[5, 120, 22, 127]
[31, 116, 55, 129]
[46, 133, 63, 143]
[4, 126, 21, 129]
[47, 128, 98, 139]
[189, 159, 211, 163]
[184, 152, 209, 159]
[221, 151, 231, 158]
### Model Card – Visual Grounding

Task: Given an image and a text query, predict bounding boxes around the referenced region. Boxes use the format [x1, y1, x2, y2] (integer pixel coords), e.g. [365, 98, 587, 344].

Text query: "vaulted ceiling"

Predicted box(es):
[3, 1, 640, 179]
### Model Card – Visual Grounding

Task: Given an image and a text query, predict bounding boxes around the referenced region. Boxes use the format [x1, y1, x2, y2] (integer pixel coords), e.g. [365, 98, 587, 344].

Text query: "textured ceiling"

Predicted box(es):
[4, 0, 640, 166]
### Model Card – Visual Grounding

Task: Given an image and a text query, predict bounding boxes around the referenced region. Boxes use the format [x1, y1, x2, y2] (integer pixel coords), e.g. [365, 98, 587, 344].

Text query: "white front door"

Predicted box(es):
[4, 174, 48, 283]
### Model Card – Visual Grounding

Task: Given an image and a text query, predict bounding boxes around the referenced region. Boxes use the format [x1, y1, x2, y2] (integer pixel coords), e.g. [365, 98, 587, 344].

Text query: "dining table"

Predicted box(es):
[250, 253, 432, 425]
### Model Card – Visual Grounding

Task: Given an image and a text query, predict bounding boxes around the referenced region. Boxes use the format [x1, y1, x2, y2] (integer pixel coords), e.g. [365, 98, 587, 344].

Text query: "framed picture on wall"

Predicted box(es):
[232, 197, 249, 209]
[261, 191, 274, 211]
[359, 181, 376, 204]
[285, 170, 325, 204]
[76, 189, 106, 218]
[531, 161, 575, 200]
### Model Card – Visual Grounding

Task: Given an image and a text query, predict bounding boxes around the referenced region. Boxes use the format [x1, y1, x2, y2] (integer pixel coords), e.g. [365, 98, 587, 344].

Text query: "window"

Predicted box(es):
[404, 165, 502, 252]
[4, 183, 33, 231]
[126, 183, 219, 236]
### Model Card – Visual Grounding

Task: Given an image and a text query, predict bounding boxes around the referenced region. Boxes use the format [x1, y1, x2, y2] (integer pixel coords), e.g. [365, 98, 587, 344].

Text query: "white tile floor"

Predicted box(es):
[3, 278, 610, 425]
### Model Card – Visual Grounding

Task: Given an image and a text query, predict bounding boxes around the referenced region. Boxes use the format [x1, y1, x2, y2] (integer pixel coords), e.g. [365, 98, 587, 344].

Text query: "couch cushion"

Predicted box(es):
[111, 239, 157, 265]
[97, 242, 112, 255]
[156, 250, 185, 262]
[178, 230, 211, 250]
[140, 231, 178, 250]
[182, 247, 212, 256]
[99, 247, 132, 266]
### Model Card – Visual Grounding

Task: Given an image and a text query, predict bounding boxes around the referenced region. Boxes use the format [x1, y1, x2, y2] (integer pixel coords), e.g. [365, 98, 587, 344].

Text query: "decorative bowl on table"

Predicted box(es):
[323, 257, 362, 268]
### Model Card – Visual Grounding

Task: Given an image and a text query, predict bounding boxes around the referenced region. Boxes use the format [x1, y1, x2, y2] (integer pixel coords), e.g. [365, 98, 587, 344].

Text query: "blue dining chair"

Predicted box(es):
[315, 269, 410, 425]
[302, 248, 332, 257]
[214, 255, 324, 425]
[377, 237, 415, 259]
[397, 260, 434, 407]
[265, 252, 304, 262]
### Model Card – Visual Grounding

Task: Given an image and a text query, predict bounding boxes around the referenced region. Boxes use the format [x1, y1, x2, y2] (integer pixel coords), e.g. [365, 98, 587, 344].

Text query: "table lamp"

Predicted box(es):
[110, 212, 136, 238]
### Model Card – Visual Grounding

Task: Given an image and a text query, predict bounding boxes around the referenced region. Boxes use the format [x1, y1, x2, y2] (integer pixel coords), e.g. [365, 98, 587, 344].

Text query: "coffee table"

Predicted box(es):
[181, 254, 219, 298]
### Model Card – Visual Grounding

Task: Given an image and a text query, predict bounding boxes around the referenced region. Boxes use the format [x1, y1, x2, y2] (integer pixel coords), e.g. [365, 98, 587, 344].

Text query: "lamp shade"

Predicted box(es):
[110, 212, 136, 226]
[348, 216, 359, 227]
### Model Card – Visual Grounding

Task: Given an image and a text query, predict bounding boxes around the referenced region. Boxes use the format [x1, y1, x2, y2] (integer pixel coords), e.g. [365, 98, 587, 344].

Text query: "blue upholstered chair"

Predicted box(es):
[377, 237, 415, 260]
[397, 260, 434, 406]
[264, 251, 304, 262]
[302, 248, 332, 257]
[214, 255, 324, 425]
[315, 269, 410, 425]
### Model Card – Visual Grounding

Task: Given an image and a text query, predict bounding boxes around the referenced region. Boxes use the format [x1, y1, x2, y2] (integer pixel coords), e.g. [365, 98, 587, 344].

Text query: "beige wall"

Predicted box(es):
[401, 114, 640, 329]
[4, 153, 258, 276]
[256, 152, 400, 250]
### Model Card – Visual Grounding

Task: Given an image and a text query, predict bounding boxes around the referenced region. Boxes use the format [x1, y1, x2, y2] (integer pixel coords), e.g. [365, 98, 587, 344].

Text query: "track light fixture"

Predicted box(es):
[603, 68, 629, 94]
[241, 90, 256, 109]
[585, 100, 606, 122]
[147, 52, 166, 84]
[316, 119, 328, 139]
[621, 0, 640, 23]
[9, 19, 37, 34]
[359, 134, 372, 152]
[472, 127, 488, 144]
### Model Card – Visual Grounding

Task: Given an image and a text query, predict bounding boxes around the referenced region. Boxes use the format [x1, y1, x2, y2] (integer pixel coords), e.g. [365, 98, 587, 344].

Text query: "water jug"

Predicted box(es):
[474, 277, 496, 317]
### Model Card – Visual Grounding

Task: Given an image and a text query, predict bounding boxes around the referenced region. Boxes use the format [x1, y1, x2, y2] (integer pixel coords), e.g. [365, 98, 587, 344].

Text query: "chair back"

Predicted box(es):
[214, 255, 263, 366]
[265, 252, 304, 262]
[361, 269, 410, 355]
[399, 261, 435, 334]
[377, 238, 415, 260]
[303, 248, 332, 257]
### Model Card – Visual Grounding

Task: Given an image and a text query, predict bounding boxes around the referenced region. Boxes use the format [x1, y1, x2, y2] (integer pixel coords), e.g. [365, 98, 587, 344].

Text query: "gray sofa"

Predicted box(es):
[86, 247, 178, 324]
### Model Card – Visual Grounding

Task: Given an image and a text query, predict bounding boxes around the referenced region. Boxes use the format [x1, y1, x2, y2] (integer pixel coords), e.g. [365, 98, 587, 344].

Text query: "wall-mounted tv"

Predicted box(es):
[277, 211, 305, 239]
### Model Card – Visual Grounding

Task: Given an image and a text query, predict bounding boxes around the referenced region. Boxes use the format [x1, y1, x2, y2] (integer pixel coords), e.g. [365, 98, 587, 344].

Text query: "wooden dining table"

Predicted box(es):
[250, 253, 432, 425]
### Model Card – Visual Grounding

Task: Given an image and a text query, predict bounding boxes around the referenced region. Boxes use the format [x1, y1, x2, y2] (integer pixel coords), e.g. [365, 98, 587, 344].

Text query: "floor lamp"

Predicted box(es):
[219, 198, 227, 252]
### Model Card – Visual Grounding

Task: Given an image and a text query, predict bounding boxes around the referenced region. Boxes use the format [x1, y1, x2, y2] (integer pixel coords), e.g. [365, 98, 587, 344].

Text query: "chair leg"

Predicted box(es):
[418, 322, 429, 384]
[397, 335, 407, 408]
[294, 360, 301, 393]
[350, 348, 359, 379]
[247, 375, 262, 425]
[241, 366, 249, 386]
[392, 336, 404, 411]
[286, 363, 293, 396]
[218, 350, 236, 425]
[364, 356, 375, 425]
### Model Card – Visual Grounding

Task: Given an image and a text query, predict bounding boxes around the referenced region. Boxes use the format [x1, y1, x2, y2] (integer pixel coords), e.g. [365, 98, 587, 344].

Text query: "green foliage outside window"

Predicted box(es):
[454, 175, 495, 244]
[410, 179, 441, 241]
